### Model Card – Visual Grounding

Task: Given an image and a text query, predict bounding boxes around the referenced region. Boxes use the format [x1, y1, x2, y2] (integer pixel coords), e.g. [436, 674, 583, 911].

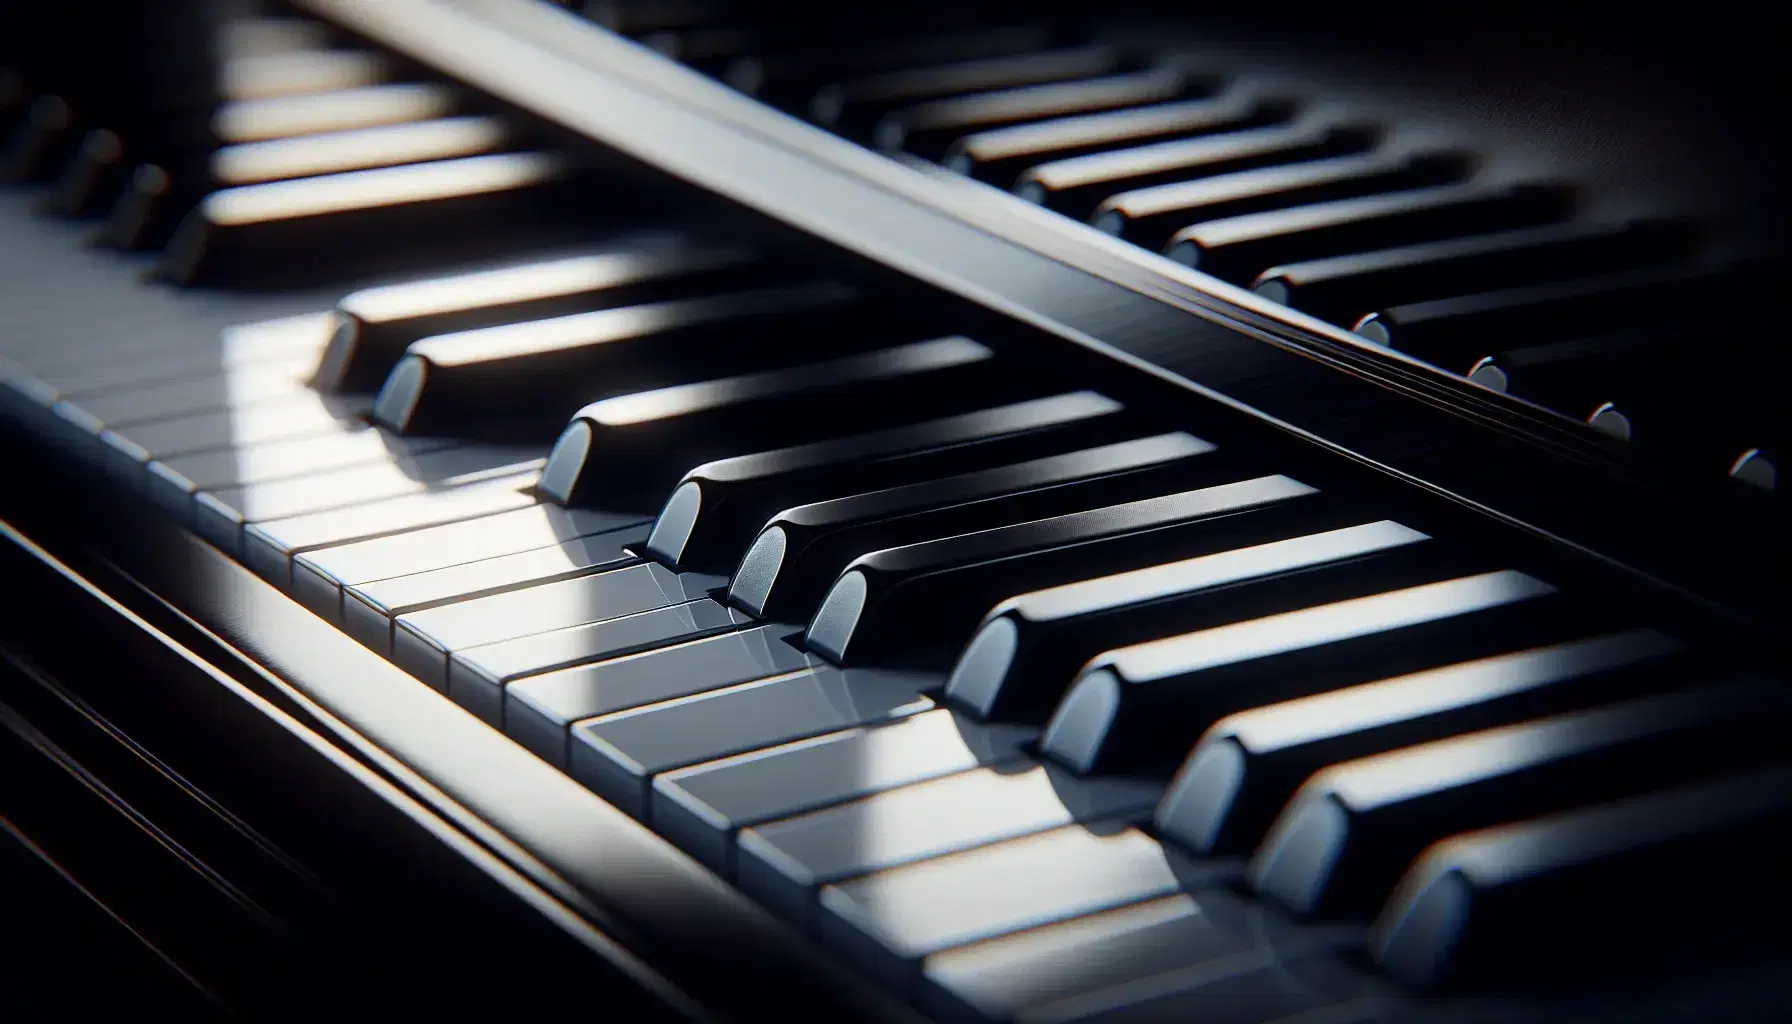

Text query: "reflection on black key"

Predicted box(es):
[819, 822, 1233, 993]
[729, 24, 1058, 107]
[210, 116, 511, 187]
[1253, 219, 1696, 326]
[1093, 150, 1475, 252]
[805, 476, 1326, 666]
[162, 152, 580, 288]
[1167, 182, 1575, 285]
[735, 761, 1160, 929]
[1017, 121, 1380, 222]
[570, 664, 937, 818]
[1371, 766, 1792, 991]
[643, 392, 1131, 574]
[727, 433, 1224, 622]
[317, 245, 762, 392]
[369, 282, 867, 440]
[945, 521, 1432, 725]
[521, 335, 1025, 508]
[877, 68, 1203, 161]
[213, 83, 457, 143]
[1351, 263, 1757, 358]
[811, 45, 1129, 139]
[945, 93, 1289, 188]
[1158, 630, 1685, 857]
[1248, 678, 1790, 919]
[1040, 571, 1559, 777]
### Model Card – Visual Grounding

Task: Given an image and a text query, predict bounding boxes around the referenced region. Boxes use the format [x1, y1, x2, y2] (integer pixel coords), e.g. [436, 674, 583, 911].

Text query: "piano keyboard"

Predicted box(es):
[2, 4, 1787, 1023]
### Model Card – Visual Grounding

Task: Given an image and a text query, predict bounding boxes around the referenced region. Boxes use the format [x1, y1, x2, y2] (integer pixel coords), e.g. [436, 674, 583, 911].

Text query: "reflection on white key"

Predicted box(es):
[212, 117, 510, 185]
[213, 83, 459, 143]
[221, 51, 390, 101]
[204, 152, 564, 225]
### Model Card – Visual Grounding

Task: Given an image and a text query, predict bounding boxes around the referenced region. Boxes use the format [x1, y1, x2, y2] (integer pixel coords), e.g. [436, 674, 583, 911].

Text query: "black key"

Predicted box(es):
[160, 152, 588, 288]
[1157, 629, 1686, 857]
[1248, 677, 1791, 919]
[1166, 181, 1576, 285]
[643, 392, 1134, 574]
[1016, 121, 1381, 222]
[1039, 570, 1561, 777]
[727, 24, 1060, 108]
[208, 116, 513, 187]
[735, 760, 1161, 929]
[2, 94, 76, 182]
[810, 45, 1132, 140]
[1370, 766, 1792, 992]
[944, 520, 1432, 725]
[944, 92, 1290, 188]
[584, 0, 725, 35]
[1093, 149, 1475, 252]
[366, 281, 875, 441]
[1730, 448, 1779, 492]
[876, 67, 1207, 161]
[725, 433, 1226, 622]
[804, 476, 1337, 667]
[511, 335, 1031, 506]
[317, 244, 763, 392]
[1350, 262, 1757, 358]
[1251, 219, 1696, 326]
[569, 664, 938, 818]
[818, 822, 1236, 994]
[652, 708, 1036, 876]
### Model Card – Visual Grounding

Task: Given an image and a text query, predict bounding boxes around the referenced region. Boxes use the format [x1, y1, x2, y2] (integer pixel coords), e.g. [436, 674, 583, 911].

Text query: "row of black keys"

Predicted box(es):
[578, 0, 1784, 492]
[2, 6, 1781, 494]
[5, 210, 1789, 1021]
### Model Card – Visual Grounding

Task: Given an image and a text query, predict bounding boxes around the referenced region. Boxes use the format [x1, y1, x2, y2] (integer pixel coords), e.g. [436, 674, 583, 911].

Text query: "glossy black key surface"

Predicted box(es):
[804, 475, 1330, 666]
[819, 821, 1235, 994]
[1371, 767, 1792, 992]
[391, 560, 727, 687]
[1016, 121, 1381, 222]
[369, 281, 877, 440]
[316, 244, 764, 392]
[642, 391, 1133, 574]
[1039, 570, 1561, 777]
[735, 761, 1161, 928]
[944, 92, 1290, 189]
[1247, 678, 1792, 919]
[569, 664, 937, 817]
[1350, 262, 1757, 358]
[729, 24, 1060, 108]
[944, 521, 1431, 724]
[726, 433, 1225, 622]
[503, 624, 816, 766]
[1157, 629, 1687, 856]
[162, 151, 584, 288]
[876, 67, 1205, 162]
[810, 45, 1131, 140]
[1252, 219, 1695, 326]
[652, 708, 1036, 876]
[1166, 181, 1575, 285]
[1092, 150, 1475, 252]
[292, 503, 646, 617]
[525, 335, 1032, 510]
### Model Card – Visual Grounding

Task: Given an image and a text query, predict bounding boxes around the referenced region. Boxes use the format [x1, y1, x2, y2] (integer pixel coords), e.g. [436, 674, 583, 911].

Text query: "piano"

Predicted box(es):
[1, 1, 1786, 1020]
